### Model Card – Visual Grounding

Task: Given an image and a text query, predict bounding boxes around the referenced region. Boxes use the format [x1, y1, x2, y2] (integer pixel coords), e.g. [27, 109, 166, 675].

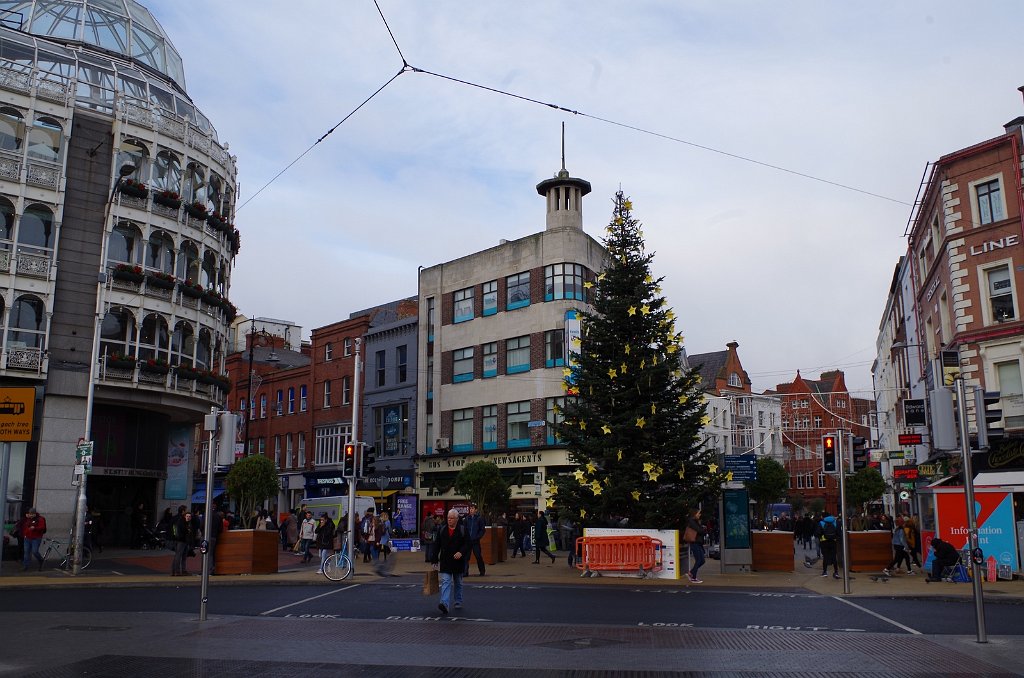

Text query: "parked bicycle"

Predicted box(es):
[39, 534, 92, 571]
[322, 533, 354, 582]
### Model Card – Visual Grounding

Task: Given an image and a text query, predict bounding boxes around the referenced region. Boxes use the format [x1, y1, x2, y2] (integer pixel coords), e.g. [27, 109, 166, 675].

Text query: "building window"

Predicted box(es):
[482, 280, 498, 316]
[298, 432, 306, 467]
[425, 414, 433, 454]
[834, 399, 846, 409]
[285, 434, 293, 468]
[545, 263, 584, 301]
[275, 390, 283, 416]
[545, 329, 564, 367]
[453, 408, 473, 452]
[797, 475, 804, 489]
[728, 372, 741, 387]
[314, 424, 351, 466]
[300, 385, 307, 412]
[325, 342, 333, 361]
[997, 361, 1023, 430]
[976, 179, 1005, 225]
[758, 411, 765, 427]
[507, 400, 531, 447]
[506, 272, 530, 310]
[506, 336, 530, 374]
[453, 347, 474, 383]
[427, 297, 435, 341]
[259, 394, 267, 418]
[818, 473, 826, 489]
[482, 405, 497, 450]
[454, 287, 474, 323]
[342, 375, 351, 405]
[343, 337, 352, 356]
[546, 396, 566, 444]
[426, 355, 434, 397]
[736, 397, 751, 416]
[987, 265, 1015, 322]
[396, 345, 408, 383]
[240, 398, 246, 413]
[274, 436, 281, 468]
[323, 380, 331, 408]
[258, 438, 266, 458]
[813, 415, 822, 429]
[374, 403, 409, 456]
[375, 349, 386, 387]
[287, 387, 295, 414]
[482, 342, 497, 378]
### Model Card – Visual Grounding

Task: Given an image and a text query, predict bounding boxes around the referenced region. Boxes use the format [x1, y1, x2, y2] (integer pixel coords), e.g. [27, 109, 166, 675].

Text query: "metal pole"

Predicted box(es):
[0, 441, 10, 577]
[245, 320, 254, 455]
[346, 337, 362, 566]
[954, 376, 987, 643]
[200, 407, 217, 622]
[72, 285, 105, 576]
[837, 429, 850, 594]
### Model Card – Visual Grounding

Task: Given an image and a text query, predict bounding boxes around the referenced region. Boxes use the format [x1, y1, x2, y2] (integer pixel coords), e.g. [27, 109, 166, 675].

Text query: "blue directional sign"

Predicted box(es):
[723, 455, 758, 481]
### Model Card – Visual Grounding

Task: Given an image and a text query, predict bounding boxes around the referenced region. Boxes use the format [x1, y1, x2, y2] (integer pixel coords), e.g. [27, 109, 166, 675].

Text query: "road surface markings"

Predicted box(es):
[830, 596, 921, 634]
[110, 571, 124, 576]
[260, 584, 359, 616]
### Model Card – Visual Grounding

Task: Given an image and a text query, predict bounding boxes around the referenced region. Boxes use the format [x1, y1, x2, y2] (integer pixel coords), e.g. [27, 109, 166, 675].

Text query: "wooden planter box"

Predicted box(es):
[469, 526, 506, 566]
[751, 530, 794, 571]
[846, 530, 893, 572]
[215, 529, 279, 575]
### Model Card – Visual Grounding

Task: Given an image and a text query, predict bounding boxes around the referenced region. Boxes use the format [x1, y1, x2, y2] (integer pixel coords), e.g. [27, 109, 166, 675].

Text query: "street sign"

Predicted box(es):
[897, 433, 923, 446]
[723, 455, 757, 481]
[0, 387, 34, 441]
[918, 463, 937, 477]
[902, 400, 927, 427]
[75, 440, 93, 474]
[888, 450, 904, 460]
[892, 466, 919, 481]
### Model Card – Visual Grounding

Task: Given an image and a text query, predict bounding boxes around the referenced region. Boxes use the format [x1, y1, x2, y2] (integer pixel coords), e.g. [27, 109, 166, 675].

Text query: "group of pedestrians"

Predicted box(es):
[165, 503, 224, 576]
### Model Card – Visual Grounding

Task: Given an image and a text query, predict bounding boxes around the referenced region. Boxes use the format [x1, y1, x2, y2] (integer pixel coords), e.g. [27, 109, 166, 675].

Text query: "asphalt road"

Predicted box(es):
[3, 578, 1021, 636]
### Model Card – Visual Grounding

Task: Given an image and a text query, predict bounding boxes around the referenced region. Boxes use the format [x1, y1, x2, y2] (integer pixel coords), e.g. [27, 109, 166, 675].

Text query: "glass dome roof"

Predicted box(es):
[0, 0, 184, 88]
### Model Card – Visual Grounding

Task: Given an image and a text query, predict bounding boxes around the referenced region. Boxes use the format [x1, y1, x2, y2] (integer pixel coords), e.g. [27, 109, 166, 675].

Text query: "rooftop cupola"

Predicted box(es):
[536, 125, 591, 230]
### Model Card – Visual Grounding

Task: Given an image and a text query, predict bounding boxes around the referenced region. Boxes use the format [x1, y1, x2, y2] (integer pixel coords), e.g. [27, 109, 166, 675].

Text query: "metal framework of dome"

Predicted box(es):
[0, 0, 184, 87]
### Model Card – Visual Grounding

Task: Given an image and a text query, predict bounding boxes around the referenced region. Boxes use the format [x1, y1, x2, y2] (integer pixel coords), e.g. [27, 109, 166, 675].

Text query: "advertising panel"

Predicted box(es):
[935, 490, 1019, 571]
[395, 494, 417, 537]
[164, 425, 191, 500]
[582, 527, 680, 579]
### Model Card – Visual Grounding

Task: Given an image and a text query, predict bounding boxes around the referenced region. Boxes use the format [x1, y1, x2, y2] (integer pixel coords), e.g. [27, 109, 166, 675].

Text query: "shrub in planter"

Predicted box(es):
[184, 202, 208, 220]
[178, 281, 204, 299]
[119, 178, 148, 199]
[112, 263, 144, 283]
[105, 352, 136, 370]
[175, 364, 202, 381]
[153, 190, 182, 209]
[139, 357, 170, 374]
[145, 271, 176, 289]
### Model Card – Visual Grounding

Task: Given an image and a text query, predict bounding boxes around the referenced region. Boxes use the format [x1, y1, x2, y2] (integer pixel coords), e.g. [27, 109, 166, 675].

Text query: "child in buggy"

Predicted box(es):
[140, 523, 166, 550]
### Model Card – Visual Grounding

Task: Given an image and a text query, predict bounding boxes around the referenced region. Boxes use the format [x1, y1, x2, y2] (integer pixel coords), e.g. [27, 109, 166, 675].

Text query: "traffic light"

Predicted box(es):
[343, 442, 357, 477]
[361, 445, 377, 476]
[822, 434, 837, 473]
[929, 386, 958, 451]
[851, 435, 868, 472]
[974, 388, 1003, 449]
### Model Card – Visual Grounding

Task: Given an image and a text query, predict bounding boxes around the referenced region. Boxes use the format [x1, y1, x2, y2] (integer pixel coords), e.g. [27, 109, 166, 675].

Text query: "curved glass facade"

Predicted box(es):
[0, 0, 185, 88]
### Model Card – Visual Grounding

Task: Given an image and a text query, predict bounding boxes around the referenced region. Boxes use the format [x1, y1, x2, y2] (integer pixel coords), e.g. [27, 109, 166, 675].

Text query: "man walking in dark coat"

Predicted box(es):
[430, 509, 470, 616]
[463, 504, 486, 576]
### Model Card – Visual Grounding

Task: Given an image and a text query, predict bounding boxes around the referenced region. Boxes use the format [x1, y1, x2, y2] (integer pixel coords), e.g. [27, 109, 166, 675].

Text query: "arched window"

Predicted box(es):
[27, 117, 62, 162]
[171, 320, 194, 366]
[217, 262, 228, 294]
[208, 172, 223, 213]
[196, 328, 212, 370]
[100, 307, 135, 359]
[107, 221, 142, 265]
[152, 149, 181, 193]
[138, 313, 169, 361]
[116, 138, 149, 182]
[146, 230, 175, 273]
[8, 295, 46, 349]
[201, 251, 216, 289]
[0, 196, 14, 245]
[0, 107, 25, 152]
[184, 162, 206, 204]
[18, 204, 54, 251]
[176, 240, 200, 283]
[223, 183, 234, 221]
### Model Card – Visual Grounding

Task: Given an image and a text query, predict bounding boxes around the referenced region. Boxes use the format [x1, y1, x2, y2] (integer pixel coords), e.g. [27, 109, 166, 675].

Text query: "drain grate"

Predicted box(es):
[537, 636, 626, 651]
[48, 625, 131, 632]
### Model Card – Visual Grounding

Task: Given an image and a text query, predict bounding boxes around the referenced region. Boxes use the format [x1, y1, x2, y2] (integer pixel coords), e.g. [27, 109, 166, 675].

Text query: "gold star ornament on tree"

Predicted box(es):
[601, 424, 611, 435]
[631, 490, 641, 501]
[573, 469, 586, 482]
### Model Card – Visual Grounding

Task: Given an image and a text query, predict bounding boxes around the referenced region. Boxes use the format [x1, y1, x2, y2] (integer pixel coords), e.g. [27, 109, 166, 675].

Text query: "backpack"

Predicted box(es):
[820, 520, 837, 541]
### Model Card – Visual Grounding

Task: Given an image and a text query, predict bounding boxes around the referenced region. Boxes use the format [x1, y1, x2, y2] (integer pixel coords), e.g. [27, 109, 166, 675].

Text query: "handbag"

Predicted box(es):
[683, 526, 697, 544]
[422, 568, 439, 596]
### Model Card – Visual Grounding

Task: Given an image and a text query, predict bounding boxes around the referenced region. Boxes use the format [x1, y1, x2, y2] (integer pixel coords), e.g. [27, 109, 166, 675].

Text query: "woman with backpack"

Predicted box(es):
[815, 512, 840, 579]
[685, 508, 707, 583]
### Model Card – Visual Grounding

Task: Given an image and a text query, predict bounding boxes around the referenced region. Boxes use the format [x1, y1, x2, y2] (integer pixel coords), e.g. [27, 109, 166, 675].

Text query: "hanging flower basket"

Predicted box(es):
[119, 179, 148, 199]
[202, 290, 223, 307]
[153, 190, 182, 209]
[184, 202, 208, 220]
[111, 264, 144, 283]
[230, 229, 241, 254]
[139, 358, 170, 375]
[175, 365, 202, 381]
[207, 211, 230, 232]
[220, 299, 238, 320]
[145, 271, 176, 290]
[105, 353, 136, 370]
[178, 281, 204, 299]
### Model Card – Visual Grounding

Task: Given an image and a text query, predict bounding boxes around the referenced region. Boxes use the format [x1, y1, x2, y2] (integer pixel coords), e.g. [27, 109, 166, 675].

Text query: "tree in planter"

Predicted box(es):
[744, 457, 789, 522]
[787, 492, 806, 516]
[551, 192, 724, 529]
[225, 454, 279, 528]
[808, 497, 826, 516]
[453, 461, 510, 518]
[845, 467, 886, 514]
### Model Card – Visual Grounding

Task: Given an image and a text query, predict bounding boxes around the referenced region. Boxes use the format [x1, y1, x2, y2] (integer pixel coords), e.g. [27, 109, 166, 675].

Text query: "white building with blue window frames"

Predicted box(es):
[416, 164, 606, 513]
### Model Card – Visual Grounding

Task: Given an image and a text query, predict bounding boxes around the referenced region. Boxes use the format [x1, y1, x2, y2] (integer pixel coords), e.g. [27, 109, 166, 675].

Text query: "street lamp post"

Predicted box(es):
[244, 320, 278, 456]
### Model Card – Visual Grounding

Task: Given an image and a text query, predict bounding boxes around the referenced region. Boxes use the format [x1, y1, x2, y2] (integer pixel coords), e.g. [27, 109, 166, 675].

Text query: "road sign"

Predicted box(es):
[76, 440, 93, 474]
[897, 433, 923, 446]
[723, 455, 757, 481]
[0, 387, 34, 441]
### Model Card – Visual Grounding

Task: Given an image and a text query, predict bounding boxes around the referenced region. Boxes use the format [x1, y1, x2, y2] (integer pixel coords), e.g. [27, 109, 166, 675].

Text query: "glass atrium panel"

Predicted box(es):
[117, 137, 147, 181]
[174, 96, 194, 124]
[76, 61, 114, 112]
[0, 107, 24, 151]
[148, 83, 173, 112]
[176, 240, 198, 282]
[152, 149, 180, 192]
[18, 204, 53, 249]
[83, 6, 126, 53]
[125, 1, 157, 32]
[130, 22, 162, 73]
[0, 31, 35, 70]
[100, 307, 133, 358]
[9, 295, 46, 348]
[164, 46, 182, 88]
[106, 222, 138, 263]
[36, 49, 74, 79]
[27, 116, 61, 161]
[89, 0, 126, 16]
[0, 2, 33, 29]
[117, 72, 146, 100]
[31, 1, 81, 41]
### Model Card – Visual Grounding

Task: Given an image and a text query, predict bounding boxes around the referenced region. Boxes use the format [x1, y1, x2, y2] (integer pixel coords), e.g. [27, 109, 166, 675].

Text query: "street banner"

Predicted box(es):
[395, 494, 417, 536]
[164, 425, 191, 500]
[583, 527, 680, 579]
[723, 488, 751, 549]
[935, 490, 1019, 571]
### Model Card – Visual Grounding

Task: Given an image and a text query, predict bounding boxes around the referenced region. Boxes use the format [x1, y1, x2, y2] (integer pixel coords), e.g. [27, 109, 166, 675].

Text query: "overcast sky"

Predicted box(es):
[148, 1, 1023, 397]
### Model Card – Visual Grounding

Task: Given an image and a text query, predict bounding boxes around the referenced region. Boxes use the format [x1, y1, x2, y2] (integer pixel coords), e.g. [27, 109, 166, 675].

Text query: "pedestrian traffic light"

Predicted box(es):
[851, 436, 868, 472]
[822, 434, 837, 473]
[361, 445, 377, 476]
[974, 388, 1003, 449]
[343, 442, 357, 477]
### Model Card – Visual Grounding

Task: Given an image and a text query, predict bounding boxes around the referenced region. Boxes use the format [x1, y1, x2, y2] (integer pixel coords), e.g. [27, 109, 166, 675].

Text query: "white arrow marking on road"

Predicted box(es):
[260, 584, 359, 616]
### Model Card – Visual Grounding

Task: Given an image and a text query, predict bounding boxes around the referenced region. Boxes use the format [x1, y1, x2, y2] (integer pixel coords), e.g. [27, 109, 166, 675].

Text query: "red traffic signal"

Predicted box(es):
[822, 434, 838, 473]
[343, 443, 357, 477]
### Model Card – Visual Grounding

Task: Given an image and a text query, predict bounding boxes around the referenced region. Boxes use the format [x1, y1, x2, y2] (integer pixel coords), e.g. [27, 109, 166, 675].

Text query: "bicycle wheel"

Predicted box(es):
[323, 553, 352, 581]
[80, 547, 93, 570]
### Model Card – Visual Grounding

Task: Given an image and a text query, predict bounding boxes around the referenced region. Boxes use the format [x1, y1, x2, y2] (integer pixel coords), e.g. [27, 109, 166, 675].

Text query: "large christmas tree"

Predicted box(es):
[551, 191, 724, 528]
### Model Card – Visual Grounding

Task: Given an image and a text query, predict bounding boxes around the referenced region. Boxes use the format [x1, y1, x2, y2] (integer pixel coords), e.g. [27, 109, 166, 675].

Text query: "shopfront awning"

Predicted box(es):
[974, 470, 1024, 488]
[926, 476, 954, 488]
[357, 490, 398, 499]
[191, 487, 226, 503]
